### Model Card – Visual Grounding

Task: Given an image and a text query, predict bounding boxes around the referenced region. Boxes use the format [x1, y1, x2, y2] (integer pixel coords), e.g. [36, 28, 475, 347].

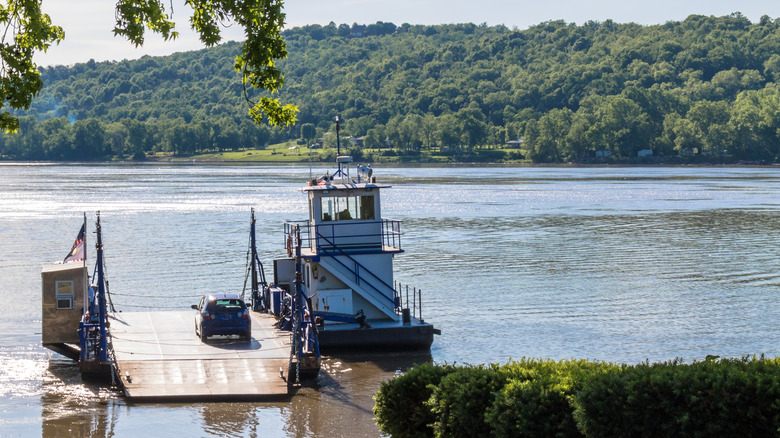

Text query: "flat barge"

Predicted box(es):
[42, 213, 319, 401]
[109, 311, 290, 400]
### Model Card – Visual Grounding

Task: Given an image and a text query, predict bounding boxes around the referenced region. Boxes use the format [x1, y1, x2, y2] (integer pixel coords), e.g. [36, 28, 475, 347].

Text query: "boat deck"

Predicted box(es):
[108, 311, 291, 401]
[300, 245, 403, 259]
[317, 317, 437, 351]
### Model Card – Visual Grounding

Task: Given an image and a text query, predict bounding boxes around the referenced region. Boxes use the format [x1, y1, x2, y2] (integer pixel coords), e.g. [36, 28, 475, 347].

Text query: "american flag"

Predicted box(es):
[63, 222, 85, 263]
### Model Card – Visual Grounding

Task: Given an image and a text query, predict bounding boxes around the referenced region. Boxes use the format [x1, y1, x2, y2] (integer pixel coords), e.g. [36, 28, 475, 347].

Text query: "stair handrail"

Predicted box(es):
[314, 231, 399, 310]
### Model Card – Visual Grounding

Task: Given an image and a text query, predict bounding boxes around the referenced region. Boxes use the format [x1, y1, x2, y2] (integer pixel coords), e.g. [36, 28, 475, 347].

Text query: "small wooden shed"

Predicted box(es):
[41, 262, 87, 345]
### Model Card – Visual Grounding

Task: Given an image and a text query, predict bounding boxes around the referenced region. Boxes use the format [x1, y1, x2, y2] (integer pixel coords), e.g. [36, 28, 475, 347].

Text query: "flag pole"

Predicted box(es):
[83, 212, 88, 319]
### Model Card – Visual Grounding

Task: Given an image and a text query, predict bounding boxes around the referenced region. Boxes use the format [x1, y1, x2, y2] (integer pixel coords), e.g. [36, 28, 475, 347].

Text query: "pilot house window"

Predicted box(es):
[55, 281, 74, 309]
[321, 195, 375, 221]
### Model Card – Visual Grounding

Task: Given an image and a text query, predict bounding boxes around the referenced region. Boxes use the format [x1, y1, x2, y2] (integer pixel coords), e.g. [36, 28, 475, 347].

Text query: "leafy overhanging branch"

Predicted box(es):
[114, 0, 297, 127]
[0, 0, 63, 133]
[0, 0, 295, 134]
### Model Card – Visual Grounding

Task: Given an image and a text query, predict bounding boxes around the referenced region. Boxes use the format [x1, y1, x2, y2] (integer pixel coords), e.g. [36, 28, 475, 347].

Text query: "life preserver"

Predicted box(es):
[286, 235, 293, 257]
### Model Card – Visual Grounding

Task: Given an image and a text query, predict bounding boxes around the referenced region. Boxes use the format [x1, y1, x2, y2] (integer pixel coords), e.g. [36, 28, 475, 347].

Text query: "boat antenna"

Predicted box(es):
[335, 115, 341, 157]
[335, 115, 344, 177]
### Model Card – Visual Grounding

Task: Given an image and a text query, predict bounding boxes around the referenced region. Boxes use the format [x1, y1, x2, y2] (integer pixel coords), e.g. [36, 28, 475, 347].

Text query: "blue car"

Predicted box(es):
[192, 293, 252, 341]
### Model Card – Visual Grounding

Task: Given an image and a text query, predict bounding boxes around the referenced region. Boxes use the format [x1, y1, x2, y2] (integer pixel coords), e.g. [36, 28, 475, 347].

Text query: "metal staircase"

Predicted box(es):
[314, 232, 399, 318]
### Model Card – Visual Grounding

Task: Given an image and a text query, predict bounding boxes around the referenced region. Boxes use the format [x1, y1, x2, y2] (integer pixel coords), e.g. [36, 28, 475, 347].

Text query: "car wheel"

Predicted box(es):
[200, 330, 207, 342]
[242, 330, 251, 341]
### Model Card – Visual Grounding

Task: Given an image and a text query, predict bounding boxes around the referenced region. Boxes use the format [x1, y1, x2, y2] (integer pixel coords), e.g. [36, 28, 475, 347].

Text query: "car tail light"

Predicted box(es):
[202, 312, 212, 320]
[239, 310, 249, 319]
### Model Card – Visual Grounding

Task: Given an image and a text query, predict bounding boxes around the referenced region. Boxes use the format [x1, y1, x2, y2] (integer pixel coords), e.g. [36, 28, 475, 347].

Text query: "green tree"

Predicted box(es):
[72, 119, 106, 159]
[458, 106, 488, 150]
[1, 0, 295, 135]
[39, 117, 72, 159]
[9, 14, 780, 162]
[399, 114, 423, 151]
[363, 128, 382, 149]
[585, 96, 651, 158]
[524, 108, 572, 162]
[437, 113, 462, 151]
[104, 122, 128, 156]
[122, 118, 151, 158]
[420, 114, 438, 151]
[0, 0, 64, 133]
[300, 123, 316, 144]
[685, 100, 731, 156]
[730, 89, 780, 160]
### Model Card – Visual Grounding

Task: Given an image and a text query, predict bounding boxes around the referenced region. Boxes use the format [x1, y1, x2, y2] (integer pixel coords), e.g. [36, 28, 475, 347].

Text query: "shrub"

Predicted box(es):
[318, 149, 336, 162]
[508, 151, 525, 160]
[429, 364, 507, 438]
[374, 357, 780, 438]
[374, 362, 456, 438]
[348, 146, 364, 161]
[487, 359, 610, 438]
[572, 356, 780, 437]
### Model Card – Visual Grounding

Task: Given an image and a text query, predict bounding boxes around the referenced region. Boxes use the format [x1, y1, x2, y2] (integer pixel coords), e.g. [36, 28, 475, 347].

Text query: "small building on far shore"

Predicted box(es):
[506, 138, 523, 148]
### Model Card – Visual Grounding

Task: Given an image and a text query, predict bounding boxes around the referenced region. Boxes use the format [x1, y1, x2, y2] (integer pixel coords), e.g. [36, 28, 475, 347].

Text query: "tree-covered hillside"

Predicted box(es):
[4, 13, 780, 162]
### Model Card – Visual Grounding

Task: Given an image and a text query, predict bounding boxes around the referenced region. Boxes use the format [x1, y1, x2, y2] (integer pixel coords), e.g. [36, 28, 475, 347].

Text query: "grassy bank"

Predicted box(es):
[150, 141, 527, 164]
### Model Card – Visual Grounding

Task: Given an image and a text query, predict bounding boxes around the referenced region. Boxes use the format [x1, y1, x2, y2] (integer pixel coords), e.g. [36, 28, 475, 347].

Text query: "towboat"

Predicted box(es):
[250, 119, 439, 351]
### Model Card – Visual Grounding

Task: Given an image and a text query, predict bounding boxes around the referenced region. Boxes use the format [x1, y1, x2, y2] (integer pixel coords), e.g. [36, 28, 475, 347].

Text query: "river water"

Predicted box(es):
[1, 164, 779, 436]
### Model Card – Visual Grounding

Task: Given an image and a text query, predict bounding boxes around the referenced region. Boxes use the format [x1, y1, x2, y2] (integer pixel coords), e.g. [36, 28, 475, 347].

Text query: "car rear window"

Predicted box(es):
[210, 299, 246, 313]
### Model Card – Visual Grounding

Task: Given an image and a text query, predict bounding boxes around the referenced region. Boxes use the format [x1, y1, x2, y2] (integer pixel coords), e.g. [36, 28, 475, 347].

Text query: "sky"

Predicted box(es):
[35, 0, 780, 67]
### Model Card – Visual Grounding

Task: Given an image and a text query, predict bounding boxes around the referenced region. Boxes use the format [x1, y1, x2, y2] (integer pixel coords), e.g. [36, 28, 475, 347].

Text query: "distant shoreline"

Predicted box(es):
[2, 158, 778, 168]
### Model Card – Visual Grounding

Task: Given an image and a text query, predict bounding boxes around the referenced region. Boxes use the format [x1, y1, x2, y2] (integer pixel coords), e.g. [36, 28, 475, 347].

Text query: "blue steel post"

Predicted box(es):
[95, 212, 108, 362]
[250, 208, 259, 311]
[78, 213, 88, 362]
[82, 212, 88, 314]
[293, 225, 303, 380]
[291, 224, 321, 381]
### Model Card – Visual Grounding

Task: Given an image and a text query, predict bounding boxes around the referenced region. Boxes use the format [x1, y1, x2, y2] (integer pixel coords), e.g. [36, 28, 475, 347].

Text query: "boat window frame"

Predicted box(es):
[320, 193, 376, 222]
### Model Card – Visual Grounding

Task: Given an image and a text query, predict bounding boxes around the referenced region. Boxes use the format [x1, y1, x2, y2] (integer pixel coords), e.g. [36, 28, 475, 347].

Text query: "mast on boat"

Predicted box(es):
[77, 212, 112, 378]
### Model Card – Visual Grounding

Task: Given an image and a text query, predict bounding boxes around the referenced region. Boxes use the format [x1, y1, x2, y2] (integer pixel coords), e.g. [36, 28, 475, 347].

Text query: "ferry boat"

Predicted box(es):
[251, 118, 440, 350]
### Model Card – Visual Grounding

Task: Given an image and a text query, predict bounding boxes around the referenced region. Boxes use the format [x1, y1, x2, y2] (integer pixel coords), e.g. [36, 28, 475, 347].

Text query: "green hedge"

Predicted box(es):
[573, 357, 780, 437]
[374, 362, 456, 438]
[374, 357, 780, 438]
[429, 364, 507, 438]
[487, 359, 618, 438]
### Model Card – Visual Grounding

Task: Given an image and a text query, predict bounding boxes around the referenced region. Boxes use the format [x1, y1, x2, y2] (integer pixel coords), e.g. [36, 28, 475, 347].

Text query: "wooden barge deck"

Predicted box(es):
[108, 311, 292, 401]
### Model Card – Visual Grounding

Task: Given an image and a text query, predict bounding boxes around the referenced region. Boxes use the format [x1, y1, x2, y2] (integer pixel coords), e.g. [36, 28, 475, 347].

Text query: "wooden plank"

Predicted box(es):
[109, 311, 291, 400]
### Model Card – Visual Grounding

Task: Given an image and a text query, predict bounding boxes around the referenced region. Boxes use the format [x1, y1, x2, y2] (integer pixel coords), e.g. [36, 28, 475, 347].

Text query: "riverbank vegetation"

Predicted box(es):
[4, 13, 780, 163]
[374, 357, 780, 437]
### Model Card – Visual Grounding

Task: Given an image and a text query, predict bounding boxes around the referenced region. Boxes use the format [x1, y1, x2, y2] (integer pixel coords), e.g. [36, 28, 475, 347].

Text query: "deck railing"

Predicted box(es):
[394, 281, 425, 322]
[284, 219, 403, 254]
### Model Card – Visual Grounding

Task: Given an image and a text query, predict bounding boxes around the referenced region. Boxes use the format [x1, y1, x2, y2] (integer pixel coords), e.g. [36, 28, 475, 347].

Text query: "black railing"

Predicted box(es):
[394, 281, 425, 322]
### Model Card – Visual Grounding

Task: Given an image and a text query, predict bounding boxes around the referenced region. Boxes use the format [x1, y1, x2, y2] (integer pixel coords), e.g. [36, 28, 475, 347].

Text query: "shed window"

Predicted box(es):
[56, 281, 74, 310]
